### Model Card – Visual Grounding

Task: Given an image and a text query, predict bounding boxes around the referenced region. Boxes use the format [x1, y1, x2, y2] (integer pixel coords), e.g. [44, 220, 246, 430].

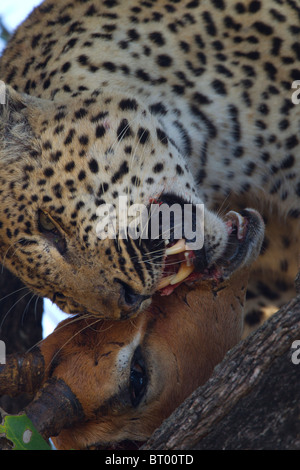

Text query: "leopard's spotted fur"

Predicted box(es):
[0, 0, 299, 330]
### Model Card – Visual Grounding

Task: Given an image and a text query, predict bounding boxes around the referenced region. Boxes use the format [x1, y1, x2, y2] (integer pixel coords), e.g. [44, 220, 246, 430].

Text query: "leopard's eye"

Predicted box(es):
[38, 210, 67, 255]
[39, 211, 56, 232]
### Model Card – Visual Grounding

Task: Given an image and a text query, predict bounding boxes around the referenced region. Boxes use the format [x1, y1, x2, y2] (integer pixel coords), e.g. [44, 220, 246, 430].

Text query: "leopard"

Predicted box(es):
[0, 0, 299, 335]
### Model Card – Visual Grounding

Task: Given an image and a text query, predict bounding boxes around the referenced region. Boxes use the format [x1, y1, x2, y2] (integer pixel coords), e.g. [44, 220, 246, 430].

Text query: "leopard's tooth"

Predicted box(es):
[170, 262, 194, 285]
[165, 239, 187, 256]
[158, 274, 177, 290]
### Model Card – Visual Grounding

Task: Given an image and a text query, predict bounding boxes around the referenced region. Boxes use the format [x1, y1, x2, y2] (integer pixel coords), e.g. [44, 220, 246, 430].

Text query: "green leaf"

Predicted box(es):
[0, 414, 52, 450]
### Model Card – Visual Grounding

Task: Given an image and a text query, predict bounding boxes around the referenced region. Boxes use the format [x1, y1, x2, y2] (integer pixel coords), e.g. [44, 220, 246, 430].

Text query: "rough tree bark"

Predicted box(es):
[142, 295, 300, 450]
[0, 268, 43, 414]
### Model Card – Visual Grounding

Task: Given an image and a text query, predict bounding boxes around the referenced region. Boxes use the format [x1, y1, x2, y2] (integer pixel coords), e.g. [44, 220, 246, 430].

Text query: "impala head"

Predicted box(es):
[2, 266, 256, 450]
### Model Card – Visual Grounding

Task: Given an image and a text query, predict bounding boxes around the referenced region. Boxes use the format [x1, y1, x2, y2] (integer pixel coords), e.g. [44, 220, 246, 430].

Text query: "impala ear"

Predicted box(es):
[0, 82, 53, 164]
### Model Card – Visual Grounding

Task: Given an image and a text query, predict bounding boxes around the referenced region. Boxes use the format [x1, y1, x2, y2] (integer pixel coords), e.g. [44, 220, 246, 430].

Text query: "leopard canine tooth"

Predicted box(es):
[158, 274, 177, 290]
[165, 239, 187, 256]
[170, 262, 194, 285]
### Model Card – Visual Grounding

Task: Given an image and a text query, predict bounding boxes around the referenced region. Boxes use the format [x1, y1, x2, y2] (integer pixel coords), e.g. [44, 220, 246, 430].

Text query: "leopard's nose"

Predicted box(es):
[116, 280, 151, 317]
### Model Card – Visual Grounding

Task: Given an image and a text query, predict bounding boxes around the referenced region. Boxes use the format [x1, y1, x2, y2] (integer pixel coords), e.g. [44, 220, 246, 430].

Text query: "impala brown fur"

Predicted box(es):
[1, 270, 249, 449]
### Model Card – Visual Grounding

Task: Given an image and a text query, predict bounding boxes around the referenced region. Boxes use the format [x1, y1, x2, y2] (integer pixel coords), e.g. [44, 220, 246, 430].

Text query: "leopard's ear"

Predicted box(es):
[0, 82, 28, 125]
[0, 82, 53, 163]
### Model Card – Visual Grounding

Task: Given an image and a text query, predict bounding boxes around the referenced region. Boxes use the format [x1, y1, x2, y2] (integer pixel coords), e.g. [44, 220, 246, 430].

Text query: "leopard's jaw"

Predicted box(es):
[0, 0, 298, 328]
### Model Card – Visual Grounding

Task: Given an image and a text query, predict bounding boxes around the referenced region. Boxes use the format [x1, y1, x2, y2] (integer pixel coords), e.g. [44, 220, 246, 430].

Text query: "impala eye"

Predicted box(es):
[38, 210, 67, 255]
[129, 346, 147, 407]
